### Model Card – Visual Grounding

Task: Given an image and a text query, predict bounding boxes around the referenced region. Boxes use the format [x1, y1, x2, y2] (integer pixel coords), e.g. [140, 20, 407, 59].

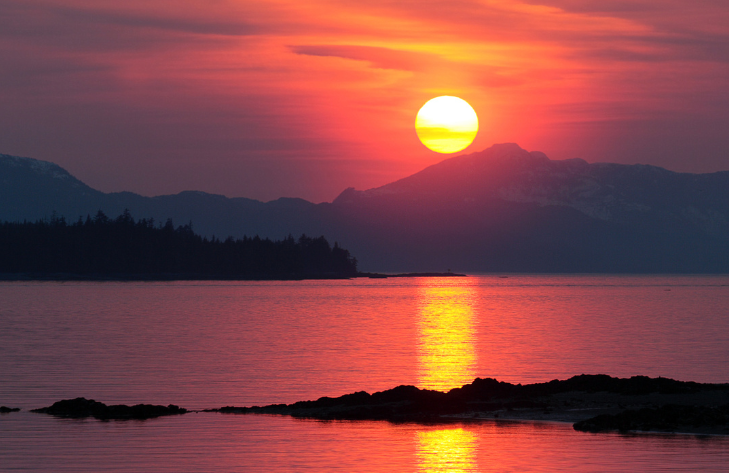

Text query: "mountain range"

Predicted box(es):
[2, 143, 728, 272]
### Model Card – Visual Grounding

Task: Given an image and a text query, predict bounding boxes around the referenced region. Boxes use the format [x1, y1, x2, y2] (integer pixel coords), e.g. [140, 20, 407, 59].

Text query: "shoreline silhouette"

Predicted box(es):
[18, 375, 729, 435]
[0, 271, 466, 281]
[0, 210, 358, 280]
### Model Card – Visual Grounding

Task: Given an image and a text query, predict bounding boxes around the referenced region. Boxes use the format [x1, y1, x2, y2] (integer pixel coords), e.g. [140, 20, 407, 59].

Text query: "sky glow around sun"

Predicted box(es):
[0, 0, 728, 201]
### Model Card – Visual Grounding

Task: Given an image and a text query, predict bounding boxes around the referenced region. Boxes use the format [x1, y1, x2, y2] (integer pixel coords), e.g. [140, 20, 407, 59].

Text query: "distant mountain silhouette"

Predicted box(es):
[0, 153, 322, 243]
[3, 144, 729, 272]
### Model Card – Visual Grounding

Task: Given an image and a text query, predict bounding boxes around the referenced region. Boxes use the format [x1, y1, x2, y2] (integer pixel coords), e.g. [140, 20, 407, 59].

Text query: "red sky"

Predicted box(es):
[2, 0, 728, 202]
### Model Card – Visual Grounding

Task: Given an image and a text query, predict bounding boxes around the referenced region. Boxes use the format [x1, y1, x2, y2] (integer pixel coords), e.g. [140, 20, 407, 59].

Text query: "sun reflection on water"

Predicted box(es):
[416, 278, 479, 471]
[416, 428, 478, 473]
[417, 278, 477, 392]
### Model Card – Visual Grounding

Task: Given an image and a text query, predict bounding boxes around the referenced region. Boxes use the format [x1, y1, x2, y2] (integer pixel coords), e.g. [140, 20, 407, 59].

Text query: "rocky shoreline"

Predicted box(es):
[12, 375, 729, 435]
[210, 375, 729, 435]
[30, 398, 187, 420]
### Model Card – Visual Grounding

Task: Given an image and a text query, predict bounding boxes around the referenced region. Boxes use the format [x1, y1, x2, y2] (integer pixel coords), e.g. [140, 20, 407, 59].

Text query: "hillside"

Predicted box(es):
[3, 145, 729, 272]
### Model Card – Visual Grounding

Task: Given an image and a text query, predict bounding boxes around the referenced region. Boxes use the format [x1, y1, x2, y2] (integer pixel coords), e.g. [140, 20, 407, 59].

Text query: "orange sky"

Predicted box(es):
[1, 0, 728, 201]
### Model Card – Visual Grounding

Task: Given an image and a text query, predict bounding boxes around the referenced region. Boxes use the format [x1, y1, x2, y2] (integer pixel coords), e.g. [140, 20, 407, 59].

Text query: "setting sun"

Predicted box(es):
[415, 96, 479, 154]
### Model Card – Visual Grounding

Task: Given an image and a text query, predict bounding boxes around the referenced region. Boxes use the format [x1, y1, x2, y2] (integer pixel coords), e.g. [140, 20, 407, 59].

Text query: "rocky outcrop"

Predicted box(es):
[210, 375, 729, 434]
[574, 404, 729, 434]
[31, 398, 187, 420]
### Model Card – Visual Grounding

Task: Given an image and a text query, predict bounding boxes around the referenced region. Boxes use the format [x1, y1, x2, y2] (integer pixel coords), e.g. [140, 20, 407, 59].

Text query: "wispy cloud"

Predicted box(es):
[0, 0, 728, 201]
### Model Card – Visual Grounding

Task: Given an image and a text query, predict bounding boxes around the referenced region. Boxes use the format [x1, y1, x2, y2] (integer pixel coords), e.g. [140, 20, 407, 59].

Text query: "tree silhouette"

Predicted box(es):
[0, 210, 358, 279]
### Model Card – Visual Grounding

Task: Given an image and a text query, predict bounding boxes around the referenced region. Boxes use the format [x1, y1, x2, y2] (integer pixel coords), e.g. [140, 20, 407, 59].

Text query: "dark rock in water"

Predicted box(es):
[0, 406, 20, 413]
[31, 398, 187, 420]
[210, 374, 729, 435]
[451, 374, 725, 399]
[574, 404, 729, 434]
[357, 272, 468, 278]
[208, 385, 471, 421]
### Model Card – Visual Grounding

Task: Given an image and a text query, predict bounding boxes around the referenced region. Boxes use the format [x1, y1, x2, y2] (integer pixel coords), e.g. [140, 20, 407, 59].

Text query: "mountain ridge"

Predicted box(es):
[336, 143, 729, 228]
[3, 145, 729, 272]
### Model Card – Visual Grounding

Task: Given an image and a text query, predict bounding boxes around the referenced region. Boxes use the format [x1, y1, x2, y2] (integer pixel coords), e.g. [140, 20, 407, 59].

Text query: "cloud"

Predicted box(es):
[290, 45, 447, 71]
[0, 2, 263, 56]
[1, 0, 728, 202]
[49, 6, 261, 37]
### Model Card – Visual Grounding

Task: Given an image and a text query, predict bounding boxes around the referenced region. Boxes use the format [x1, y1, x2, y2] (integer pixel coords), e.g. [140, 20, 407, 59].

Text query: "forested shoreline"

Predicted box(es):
[0, 210, 358, 279]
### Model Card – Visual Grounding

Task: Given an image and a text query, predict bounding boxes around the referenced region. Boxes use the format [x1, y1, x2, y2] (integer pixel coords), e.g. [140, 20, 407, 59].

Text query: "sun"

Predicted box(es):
[415, 96, 478, 153]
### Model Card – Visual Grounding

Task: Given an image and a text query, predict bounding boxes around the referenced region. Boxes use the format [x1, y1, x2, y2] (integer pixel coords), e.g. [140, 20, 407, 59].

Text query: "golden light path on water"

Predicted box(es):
[416, 428, 478, 473]
[416, 278, 479, 472]
[417, 278, 478, 392]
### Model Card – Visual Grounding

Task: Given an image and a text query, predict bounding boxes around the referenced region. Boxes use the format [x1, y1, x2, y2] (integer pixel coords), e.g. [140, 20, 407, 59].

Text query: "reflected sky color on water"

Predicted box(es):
[1, 276, 729, 471]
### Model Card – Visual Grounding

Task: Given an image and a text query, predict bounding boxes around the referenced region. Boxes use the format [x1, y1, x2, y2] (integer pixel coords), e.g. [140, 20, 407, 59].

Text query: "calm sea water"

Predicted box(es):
[1, 275, 729, 471]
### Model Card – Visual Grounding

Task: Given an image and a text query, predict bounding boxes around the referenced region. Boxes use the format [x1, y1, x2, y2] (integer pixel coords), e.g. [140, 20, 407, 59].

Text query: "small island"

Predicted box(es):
[209, 375, 729, 435]
[358, 272, 467, 278]
[31, 398, 187, 420]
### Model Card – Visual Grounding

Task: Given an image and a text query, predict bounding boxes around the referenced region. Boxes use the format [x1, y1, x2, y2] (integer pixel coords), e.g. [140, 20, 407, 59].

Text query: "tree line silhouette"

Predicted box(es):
[0, 210, 358, 279]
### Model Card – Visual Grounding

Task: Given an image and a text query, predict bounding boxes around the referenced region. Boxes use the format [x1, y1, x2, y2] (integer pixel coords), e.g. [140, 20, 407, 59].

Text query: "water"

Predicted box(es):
[1, 275, 729, 471]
